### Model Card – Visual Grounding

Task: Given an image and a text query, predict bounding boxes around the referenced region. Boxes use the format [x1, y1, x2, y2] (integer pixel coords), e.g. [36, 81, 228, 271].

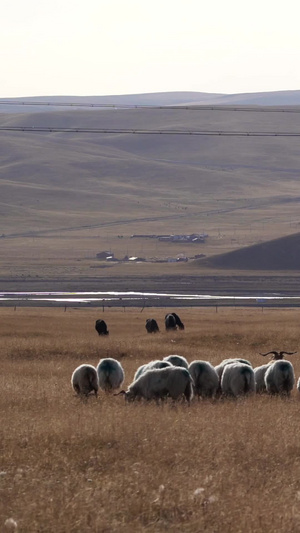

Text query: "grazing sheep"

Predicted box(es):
[71, 364, 99, 397]
[116, 366, 194, 403]
[189, 360, 219, 398]
[145, 318, 160, 333]
[146, 360, 172, 372]
[133, 360, 172, 381]
[95, 319, 109, 336]
[134, 364, 147, 382]
[259, 350, 297, 360]
[163, 354, 189, 369]
[165, 313, 177, 331]
[264, 360, 295, 395]
[221, 362, 256, 397]
[163, 355, 189, 370]
[215, 358, 252, 396]
[254, 363, 271, 393]
[215, 358, 252, 381]
[297, 377, 300, 392]
[222, 358, 252, 366]
[96, 358, 125, 392]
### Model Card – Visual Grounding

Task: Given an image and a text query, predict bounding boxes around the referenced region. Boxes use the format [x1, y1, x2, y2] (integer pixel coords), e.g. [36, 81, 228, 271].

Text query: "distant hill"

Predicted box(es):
[1, 95, 300, 278]
[196, 232, 300, 271]
[1, 90, 300, 113]
[1, 101, 300, 241]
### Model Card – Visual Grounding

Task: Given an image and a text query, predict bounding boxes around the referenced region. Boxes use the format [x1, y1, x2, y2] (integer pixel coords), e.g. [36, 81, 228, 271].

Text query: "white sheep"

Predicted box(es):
[116, 366, 194, 403]
[96, 358, 125, 392]
[133, 360, 172, 382]
[264, 360, 295, 395]
[297, 377, 300, 392]
[147, 360, 172, 370]
[215, 358, 252, 381]
[134, 364, 147, 382]
[221, 362, 256, 397]
[163, 354, 189, 369]
[188, 360, 219, 398]
[71, 364, 99, 397]
[253, 363, 271, 393]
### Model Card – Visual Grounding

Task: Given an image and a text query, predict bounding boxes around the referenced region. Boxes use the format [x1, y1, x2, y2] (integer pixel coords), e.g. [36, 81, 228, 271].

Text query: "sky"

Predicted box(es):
[1, 0, 300, 98]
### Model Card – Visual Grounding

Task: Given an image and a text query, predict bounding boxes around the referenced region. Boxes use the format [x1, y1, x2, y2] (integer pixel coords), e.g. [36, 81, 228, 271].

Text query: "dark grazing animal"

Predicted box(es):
[165, 313, 177, 331]
[171, 312, 185, 330]
[145, 318, 159, 333]
[95, 319, 109, 336]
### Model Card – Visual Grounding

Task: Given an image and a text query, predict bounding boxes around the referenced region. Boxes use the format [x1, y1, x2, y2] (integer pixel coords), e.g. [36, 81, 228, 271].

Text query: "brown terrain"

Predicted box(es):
[1, 91, 300, 299]
[1, 306, 300, 532]
[2, 94, 300, 531]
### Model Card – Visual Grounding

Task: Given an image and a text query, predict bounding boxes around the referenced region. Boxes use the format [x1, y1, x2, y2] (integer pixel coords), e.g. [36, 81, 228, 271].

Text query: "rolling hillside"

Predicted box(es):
[196, 232, 300, 270]
[1, 90, 300, 281]
[1, 103, 300, 237]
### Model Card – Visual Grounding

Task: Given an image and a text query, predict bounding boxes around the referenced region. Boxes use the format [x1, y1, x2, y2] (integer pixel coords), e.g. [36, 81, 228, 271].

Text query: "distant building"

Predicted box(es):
[158, 233, 207, 243]
[130, 234, 158, 239]
[96, 251, 113, 259]
[131, 233, 207, 243]
[176, 254, 188, 262]
[128, 256, 146, 262]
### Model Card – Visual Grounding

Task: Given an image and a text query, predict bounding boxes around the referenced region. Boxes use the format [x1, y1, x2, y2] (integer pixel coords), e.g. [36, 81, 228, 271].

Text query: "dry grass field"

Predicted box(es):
[1, 306, 300, 532]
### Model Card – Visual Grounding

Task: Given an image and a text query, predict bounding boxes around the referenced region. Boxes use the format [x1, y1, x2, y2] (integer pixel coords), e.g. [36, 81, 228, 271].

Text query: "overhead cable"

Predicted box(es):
[0, 126, 299, 137]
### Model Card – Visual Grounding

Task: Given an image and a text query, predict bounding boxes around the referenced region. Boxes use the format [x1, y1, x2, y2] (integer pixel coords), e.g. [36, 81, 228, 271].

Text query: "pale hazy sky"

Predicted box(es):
[1, 0, 299, 98]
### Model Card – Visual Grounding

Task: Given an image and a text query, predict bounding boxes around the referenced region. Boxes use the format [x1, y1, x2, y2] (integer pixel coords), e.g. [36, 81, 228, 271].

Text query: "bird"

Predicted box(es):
[259, 350, 297, 360]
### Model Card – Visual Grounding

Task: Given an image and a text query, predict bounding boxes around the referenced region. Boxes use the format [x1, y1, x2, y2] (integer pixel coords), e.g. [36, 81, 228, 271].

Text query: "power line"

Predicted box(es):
[0, 126, 299, 136]
[1, 100, 300, 113]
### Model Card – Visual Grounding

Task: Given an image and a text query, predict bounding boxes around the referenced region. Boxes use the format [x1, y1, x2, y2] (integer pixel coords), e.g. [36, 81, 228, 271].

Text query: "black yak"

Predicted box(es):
[145, 318, 160, 333]
[95, 319, 109, 336]
[165, 313, 177, 331]
[171, 312, 185, 330]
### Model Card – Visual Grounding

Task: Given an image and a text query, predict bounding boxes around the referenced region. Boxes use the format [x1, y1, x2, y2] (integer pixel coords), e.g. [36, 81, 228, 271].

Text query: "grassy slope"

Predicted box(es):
[1, 307, 300, 532]
[197, 232, 300, 271]
[1, 103, 300, 279]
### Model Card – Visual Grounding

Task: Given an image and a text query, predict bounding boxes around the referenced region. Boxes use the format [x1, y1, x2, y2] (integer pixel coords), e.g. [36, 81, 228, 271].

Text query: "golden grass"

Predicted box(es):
[1, 307, 300, 532]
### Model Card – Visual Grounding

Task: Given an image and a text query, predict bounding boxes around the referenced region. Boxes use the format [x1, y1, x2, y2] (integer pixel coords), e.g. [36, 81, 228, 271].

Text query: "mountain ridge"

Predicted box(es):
[1, 90, 300, 113]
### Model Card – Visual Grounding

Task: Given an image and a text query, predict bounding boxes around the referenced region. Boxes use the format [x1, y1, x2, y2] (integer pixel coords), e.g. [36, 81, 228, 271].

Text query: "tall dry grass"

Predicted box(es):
[1, 307, 300, 532]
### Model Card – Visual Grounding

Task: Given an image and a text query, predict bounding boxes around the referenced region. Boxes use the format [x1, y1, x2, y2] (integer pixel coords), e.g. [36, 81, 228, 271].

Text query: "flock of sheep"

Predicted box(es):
[71, 352, 300, 403]
[71, 313, 300, 402]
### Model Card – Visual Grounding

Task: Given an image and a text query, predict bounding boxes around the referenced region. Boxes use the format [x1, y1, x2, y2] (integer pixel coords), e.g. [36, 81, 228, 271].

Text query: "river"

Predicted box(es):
[1, 290, 300, 308]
